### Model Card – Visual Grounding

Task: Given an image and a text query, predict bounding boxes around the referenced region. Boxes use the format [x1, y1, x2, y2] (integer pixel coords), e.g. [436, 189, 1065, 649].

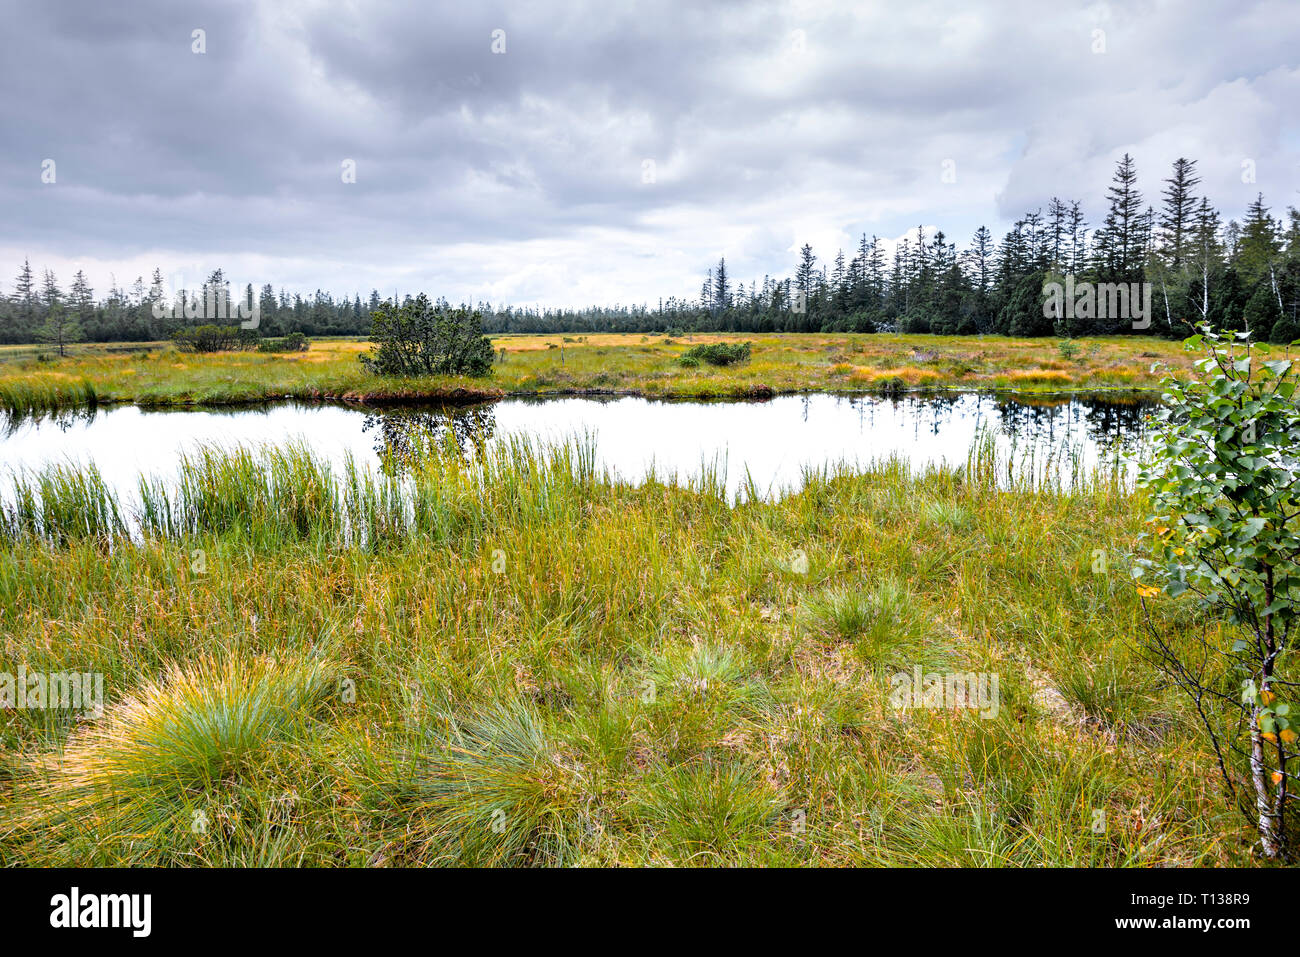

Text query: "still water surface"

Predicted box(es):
[0, 392, 1154, 500]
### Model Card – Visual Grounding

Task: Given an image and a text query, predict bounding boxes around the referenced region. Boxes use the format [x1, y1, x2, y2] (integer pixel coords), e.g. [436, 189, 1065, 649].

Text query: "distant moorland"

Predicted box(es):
[0, 333, 1205, 414]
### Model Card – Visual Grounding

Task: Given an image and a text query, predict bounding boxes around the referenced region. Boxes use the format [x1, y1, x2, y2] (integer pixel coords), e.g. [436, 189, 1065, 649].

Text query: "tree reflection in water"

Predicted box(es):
[849, 392, 1155, 459]
[361, 404, 497, 473]
[993, 393, 1153, 456]
[1, 406, 100, 438]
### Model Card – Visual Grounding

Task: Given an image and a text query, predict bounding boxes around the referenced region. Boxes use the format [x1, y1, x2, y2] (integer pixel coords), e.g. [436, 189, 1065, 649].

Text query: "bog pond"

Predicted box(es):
[0, 391, 1156, 501]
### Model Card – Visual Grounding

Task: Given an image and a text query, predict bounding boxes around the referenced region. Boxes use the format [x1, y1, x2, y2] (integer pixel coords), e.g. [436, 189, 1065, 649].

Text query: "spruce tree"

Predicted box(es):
[1095, 153, 1145, 282]
[713, 257, 730, 311]
[1047, 198, 1068, 270]
[795, 244, 816, 306]
[40, 269, 62, 311]
[1159, 158, 1200, 271]
[14, 258, 35, 316]
[1237, 193, 1280, 288]
[70, 270, 94, 314]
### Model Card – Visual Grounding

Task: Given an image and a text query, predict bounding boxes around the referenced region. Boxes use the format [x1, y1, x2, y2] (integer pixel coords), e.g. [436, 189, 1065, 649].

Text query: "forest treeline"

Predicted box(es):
[3, 155, 1299, 346]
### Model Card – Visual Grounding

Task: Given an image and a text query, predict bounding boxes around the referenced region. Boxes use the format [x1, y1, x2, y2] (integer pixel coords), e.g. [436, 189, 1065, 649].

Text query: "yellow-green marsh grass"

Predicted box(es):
[0, 333, 1207, 414]
[0, 436, 1250, 866]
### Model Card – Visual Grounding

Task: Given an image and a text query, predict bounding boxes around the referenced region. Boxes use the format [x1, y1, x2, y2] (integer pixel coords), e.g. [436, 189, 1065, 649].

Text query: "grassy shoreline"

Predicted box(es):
[0, 333, 1201, 415]
[0, 437, 1256, 866]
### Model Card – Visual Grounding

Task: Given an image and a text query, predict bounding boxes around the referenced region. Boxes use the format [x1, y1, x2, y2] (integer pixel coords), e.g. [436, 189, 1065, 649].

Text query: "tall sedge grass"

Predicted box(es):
[1, 461, 124, 545]
[139, 442, 343, 545]
[6, 433, 617, 548]
[2, 428, 1134, 551]
[0, 433, 1251, 866]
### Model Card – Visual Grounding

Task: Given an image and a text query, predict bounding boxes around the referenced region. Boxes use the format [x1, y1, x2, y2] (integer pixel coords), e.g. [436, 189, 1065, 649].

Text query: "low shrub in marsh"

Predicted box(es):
[360, 294, 494, 377]
[171, 325, 260, 353]
[1057, 339, 1080, 362]
[875, 374, 906, 395]
[680, 342, 752, 367]
[257, 333, 310, 353]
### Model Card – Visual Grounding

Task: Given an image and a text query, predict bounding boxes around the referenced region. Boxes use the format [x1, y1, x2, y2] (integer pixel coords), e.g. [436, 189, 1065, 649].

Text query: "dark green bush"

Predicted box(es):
[257, 333, 310, 353]
[679, 342, 752, 367]
[899, 311, 932, 334]
[1269, 313, 1300, 345]
[171, 325, 260, 353]
[360, 294, 494, 377]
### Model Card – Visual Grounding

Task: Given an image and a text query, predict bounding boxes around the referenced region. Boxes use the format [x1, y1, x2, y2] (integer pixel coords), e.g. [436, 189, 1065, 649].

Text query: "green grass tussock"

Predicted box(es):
[6, 654, 339, 865]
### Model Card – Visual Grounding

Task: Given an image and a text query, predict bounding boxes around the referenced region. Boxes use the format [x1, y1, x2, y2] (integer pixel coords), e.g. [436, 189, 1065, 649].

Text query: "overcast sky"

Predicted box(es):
[2, 0, 1297, 307]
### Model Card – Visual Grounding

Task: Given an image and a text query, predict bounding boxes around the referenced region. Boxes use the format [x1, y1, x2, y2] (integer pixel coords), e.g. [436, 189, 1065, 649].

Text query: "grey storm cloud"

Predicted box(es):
[1, 0, 1297, 305]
